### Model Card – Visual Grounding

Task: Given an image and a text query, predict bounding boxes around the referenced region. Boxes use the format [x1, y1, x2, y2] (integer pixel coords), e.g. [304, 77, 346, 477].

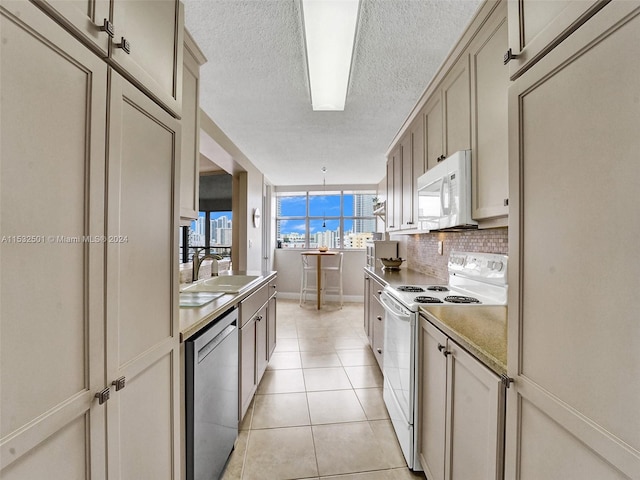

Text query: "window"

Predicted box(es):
[180, 211, 232, 263]
[276, 190, 376, 249]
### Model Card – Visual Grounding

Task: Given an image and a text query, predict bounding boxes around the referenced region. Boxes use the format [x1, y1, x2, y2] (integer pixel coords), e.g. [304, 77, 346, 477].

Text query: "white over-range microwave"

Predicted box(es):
[417, 150, 477, 231]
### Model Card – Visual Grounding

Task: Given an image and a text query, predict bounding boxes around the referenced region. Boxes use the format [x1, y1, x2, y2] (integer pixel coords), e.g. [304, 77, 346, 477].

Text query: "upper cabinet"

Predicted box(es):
[505, 0, 608, 79]
[423, 94, 444, 171]
[386, 0, 508, 232]
[32, 0, 184, 117]
[442, 55, 471, 157]
[180, 31, 207, 221]
[470, 2, 509, 223]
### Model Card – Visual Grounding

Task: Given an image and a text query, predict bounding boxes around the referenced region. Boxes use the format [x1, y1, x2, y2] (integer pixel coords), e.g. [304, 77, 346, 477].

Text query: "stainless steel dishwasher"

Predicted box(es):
[185, 307, 239, 480]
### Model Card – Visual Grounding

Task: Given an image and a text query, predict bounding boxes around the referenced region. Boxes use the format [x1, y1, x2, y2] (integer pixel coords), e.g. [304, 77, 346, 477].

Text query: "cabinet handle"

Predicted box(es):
[376, 316, 382, 321]
[503, 198, 509, 207]
[111, 376, 126, 392]
[376, 348, 382, 354]
[100, 18, 114, 38]
[503, 48, 518, 65]
[95, 387, 110, 405]
[116, 37, 131, 54]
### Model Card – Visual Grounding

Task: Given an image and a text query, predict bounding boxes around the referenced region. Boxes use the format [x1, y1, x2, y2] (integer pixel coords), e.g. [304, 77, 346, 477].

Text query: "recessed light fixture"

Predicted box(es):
[302, 0, 360, 111]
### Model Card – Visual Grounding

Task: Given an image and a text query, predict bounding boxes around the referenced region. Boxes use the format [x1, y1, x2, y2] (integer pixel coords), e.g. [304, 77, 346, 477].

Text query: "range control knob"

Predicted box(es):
[495, 261, 504, 271]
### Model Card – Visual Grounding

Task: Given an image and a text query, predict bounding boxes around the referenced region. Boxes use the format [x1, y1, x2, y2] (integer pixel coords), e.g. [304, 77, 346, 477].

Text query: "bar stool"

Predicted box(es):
[321, 252, 344, 307]
[299, 253, 318, 305]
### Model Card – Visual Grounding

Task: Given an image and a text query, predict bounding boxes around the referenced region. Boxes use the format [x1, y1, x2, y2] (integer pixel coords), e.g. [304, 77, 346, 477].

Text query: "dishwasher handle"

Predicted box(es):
[197, 323, 237, 364]
[380, 291, 412, 321]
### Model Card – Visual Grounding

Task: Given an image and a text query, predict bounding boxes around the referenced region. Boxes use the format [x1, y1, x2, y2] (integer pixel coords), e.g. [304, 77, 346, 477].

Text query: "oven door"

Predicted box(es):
[380, 290, 420, 470]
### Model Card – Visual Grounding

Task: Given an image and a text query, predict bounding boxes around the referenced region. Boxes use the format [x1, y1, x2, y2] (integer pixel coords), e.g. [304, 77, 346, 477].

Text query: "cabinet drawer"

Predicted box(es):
[240, 283, 269, 327]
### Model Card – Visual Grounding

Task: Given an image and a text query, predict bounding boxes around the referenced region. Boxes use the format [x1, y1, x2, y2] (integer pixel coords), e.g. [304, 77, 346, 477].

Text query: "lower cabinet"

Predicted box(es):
[419, 317, 505, 480]
[364, 273, 385, 370]
[239, 277, 277, 421]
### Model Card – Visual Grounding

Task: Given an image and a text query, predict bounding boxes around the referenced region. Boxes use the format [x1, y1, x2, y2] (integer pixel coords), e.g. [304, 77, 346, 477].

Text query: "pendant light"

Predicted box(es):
[321, 166, 327, 228]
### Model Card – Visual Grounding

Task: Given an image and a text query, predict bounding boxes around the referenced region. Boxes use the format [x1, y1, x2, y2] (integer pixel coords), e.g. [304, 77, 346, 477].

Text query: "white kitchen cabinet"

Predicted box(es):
[238, 281, 274, 420]
[470, 1, 509, 224]
[419, 317, 505, 480]
[105, 70, 181, 480]
[180, 31, 207, 221]
[506, 3, 640, 478]
[0, 3, 182, 478]
[423, 93, 444, 171]
[442, 55, 471, 157]
[400, 115, 425, 230]
[0, 3, 107, 477]
[31, 0, 111, 56]
[386, 147, 402, 231]
[505, 0, 607, 80]
[267, 279, 278, 358]
[32, 0, 184, 117]
[364, 275, 385, 370]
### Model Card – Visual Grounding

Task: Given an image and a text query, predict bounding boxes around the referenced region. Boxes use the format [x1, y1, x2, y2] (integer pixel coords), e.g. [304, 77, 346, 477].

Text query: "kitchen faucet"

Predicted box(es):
[192, 248, 223, 282]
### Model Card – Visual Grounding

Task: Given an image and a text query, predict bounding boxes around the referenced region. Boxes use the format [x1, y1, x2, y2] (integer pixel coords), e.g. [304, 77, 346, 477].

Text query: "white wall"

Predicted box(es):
[273, 249, 366, 303]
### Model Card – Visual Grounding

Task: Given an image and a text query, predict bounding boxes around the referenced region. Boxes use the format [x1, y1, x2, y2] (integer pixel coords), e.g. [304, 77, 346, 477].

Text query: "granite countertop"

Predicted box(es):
[420, 305, 507, 375]
[179, 270, 277, 342]
[364, 266, 507, 376]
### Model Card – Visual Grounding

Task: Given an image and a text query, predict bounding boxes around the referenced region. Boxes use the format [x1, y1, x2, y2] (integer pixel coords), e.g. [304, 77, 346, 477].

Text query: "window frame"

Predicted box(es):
[276, 188, 377, 250]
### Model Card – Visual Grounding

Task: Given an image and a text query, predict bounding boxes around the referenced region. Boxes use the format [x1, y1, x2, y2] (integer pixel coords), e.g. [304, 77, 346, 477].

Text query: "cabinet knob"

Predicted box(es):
[100, 18, 115, 38]
[437, 155, 446, 162]
[437, 343, 445, 352]
[376, 316, 382, 321]
[503, 198, 509, 207]
[116, 37, 131, 54]
[111, 376, 126, 392]
[256, 315, 263, 322]
[503, 48, 518, 65]
[376, 348, 382, 354]
[95, 387, 110, 405]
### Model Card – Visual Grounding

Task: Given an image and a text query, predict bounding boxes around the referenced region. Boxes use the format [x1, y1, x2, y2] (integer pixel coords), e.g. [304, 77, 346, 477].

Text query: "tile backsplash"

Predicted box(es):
[399, 227, 508, 281]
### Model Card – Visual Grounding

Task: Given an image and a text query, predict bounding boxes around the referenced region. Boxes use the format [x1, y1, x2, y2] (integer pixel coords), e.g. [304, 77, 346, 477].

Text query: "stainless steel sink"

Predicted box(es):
[181, 275, 262, 294]
[179, 291, 225, 308]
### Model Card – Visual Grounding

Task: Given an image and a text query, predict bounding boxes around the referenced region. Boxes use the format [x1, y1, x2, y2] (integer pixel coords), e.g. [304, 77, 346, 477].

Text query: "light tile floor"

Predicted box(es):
[222, 299, 426, 480]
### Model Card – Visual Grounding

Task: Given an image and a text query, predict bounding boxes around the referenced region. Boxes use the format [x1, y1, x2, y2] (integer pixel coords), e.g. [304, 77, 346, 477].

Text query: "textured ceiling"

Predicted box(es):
[183, 0, 482, 186]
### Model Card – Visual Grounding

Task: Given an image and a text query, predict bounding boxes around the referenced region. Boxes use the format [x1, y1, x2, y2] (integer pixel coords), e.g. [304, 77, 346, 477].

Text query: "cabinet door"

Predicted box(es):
[364, 275, 371, 341]
[418, 319, 448, 480]
[392, 148, 403, 230]
[506, 4, 640, 479]
[442, 56, 471, 156]
[256, 304, 269, 382]
[105, 70, 181, 480]
[400, 133, 414, 228]
[445, 340, 504, 480]
[239, 317, 257, 421]
[424, 93, 444, 170]
[31, 0, 111, 56]
[110, 0, 184, 117]
[267, 282, 278, 358]
[180, 32, 206, 220]
[470, 3, 509, 221]
[385, 156, 396, 230]
[371, 297, 385, 370]
[0, 3, 107, 477]
[506, 0, 607, 79]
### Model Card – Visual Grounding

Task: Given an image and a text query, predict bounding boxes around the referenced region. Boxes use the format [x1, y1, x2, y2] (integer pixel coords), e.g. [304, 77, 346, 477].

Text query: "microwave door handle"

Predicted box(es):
[439, 177, 447, 216]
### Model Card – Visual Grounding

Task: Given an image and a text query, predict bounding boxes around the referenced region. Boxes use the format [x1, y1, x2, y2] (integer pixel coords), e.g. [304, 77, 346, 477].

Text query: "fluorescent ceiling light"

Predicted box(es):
[302, 0, 360, 111]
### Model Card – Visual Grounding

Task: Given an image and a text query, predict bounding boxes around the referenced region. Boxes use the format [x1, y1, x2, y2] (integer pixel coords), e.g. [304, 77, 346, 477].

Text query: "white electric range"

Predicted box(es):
[379, 252, 508, 470]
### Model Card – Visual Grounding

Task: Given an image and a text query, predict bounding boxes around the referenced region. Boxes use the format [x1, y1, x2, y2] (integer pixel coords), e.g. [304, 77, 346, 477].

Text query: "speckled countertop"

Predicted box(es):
[365, 266, 507, 375]
[420, 305, 507, 375]
[179, 270, 277, 342]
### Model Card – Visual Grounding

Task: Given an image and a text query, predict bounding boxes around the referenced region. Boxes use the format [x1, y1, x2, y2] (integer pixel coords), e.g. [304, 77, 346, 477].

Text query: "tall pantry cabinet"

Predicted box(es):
[0, 1, 183, 479]
[506, 2, 640, 479]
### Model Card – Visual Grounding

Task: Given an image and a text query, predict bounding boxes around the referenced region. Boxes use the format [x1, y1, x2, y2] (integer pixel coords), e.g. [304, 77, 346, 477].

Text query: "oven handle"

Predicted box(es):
[380, 291, 412, 321]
